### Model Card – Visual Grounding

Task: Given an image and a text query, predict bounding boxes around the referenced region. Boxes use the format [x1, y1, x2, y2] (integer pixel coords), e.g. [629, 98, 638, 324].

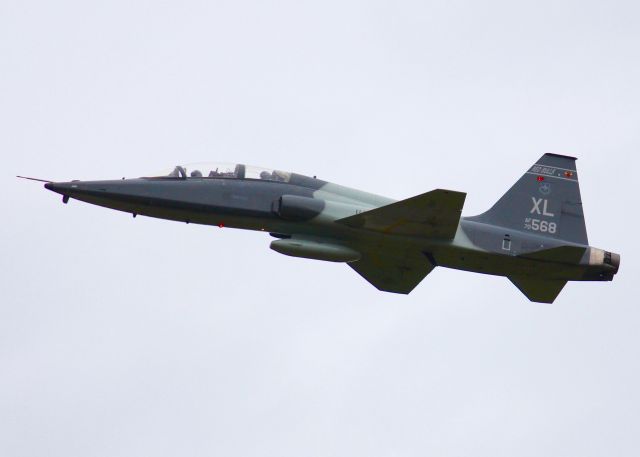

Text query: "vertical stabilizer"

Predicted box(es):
[467, 154, 588, 245]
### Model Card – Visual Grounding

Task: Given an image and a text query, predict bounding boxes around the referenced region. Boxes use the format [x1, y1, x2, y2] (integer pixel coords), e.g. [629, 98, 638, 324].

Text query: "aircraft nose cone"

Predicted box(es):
[44, 180, 113, 200]
[44, 181, 74, 194]
[44, 181, 81, 203]
[45, 182, 64, 192]
[43, 179, 146, 207]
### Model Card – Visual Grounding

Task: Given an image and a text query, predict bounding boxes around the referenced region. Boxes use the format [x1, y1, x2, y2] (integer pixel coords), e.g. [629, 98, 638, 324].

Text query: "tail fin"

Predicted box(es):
[467, 153, 588, 245]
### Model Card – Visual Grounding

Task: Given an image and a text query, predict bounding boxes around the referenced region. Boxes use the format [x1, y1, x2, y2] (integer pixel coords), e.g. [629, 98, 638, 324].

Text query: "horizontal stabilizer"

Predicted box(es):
[519, 245, 586, 264]
[337, 189, 466, 239]
[349, 250, 434, 294]
[508, 277, 567, 303]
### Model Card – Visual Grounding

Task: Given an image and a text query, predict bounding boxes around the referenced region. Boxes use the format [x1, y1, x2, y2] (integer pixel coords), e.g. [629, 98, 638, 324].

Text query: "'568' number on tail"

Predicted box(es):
[525, 218, 557, 233]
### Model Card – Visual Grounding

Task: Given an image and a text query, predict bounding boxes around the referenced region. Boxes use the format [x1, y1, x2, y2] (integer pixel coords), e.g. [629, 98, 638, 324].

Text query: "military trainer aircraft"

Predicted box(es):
[27, 153, 619, 303]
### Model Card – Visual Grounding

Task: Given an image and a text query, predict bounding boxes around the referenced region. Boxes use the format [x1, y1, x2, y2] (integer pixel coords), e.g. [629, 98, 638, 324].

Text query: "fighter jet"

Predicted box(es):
[30, 153, 619, 303]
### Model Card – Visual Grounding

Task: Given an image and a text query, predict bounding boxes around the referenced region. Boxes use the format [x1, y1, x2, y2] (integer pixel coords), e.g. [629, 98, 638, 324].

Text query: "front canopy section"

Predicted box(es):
[148, 162, 291, 182]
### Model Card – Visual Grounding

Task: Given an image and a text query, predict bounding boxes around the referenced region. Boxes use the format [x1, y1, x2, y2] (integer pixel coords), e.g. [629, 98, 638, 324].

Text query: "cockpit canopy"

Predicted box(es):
[152, 162, 292, 183]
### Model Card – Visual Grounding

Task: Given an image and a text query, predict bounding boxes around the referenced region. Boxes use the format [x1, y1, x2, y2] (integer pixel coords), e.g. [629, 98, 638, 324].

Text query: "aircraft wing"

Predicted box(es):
[336, 189, 466, 239]
[349, 249, 435, 294]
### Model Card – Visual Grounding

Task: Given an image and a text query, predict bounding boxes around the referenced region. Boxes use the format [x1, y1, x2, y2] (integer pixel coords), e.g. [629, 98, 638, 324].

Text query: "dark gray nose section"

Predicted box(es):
[45, 181, 71, 191]
[42, 179, 171, 211]
[45, 180, 116, 195]
[44, 182, 78, 202]
[44, 180, 120, 203]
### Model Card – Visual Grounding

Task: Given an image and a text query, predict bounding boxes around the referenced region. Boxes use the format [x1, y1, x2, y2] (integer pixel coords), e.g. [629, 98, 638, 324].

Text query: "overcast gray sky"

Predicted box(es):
[2, 0, 639, 456]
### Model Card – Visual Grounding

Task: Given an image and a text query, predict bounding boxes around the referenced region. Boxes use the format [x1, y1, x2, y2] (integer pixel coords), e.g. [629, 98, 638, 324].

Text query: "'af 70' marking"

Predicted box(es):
[531, 197, 555, 217]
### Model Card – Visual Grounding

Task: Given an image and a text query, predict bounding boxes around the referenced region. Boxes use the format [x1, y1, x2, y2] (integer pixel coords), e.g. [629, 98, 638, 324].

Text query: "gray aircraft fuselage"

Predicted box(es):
[40, 156, 619, 303]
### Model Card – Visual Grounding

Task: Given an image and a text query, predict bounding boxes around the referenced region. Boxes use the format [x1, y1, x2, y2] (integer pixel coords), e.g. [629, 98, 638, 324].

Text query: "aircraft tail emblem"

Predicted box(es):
[467, 153, 588, 245]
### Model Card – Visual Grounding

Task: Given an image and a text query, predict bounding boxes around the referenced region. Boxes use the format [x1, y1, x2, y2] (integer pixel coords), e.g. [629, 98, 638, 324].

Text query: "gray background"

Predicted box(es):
[1, 1, 639, 456]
